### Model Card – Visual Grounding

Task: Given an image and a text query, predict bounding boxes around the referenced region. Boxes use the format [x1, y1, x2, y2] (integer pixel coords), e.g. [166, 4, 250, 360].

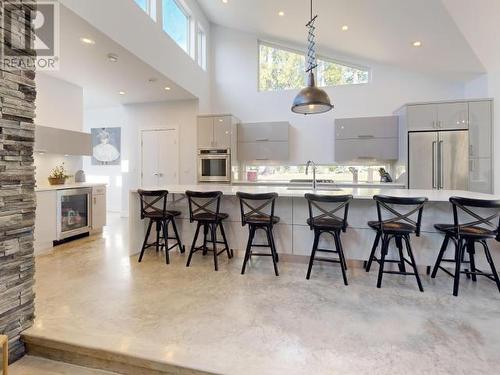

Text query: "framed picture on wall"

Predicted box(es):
[91, 127, 121, 166]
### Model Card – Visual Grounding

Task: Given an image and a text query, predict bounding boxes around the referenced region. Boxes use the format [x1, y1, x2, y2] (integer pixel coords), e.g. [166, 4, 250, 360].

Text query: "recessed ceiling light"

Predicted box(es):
[413, 41, 422, 47]
[80, 37, 95, 45]
[341, 25, 349, 31]
[222, 0, 228, 3]
[165, 86, 171, 91]
[107, 53, 118, 62]
[119, 91, 126, 95]
[278, 11, 285, 17]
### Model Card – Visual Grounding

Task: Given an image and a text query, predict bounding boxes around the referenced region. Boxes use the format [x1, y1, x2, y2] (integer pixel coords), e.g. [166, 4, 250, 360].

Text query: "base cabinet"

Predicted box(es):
[92, 186, 107, 230]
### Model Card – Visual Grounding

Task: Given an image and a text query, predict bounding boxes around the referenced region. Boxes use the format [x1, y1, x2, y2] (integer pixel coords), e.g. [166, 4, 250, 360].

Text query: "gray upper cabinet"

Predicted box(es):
[197, 115, 238, 149]
[237, 122, 289, 161]
[468, 100, 492, 159]
[407, 102, 468, 131]
[334, 116, 398, 162]
[35, 125, 91, 156]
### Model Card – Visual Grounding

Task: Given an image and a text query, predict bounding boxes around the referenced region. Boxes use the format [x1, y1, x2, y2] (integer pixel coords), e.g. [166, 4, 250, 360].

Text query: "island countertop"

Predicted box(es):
[132, 184, 500, 202]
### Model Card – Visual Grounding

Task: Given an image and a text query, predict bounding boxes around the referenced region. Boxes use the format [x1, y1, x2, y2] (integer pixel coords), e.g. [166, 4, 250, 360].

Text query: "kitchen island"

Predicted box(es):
[129, 185, 500, 268]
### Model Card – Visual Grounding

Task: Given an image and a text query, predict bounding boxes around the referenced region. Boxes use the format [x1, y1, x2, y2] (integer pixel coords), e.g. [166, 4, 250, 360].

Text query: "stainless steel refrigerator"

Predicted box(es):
[408, 131, 469, 190]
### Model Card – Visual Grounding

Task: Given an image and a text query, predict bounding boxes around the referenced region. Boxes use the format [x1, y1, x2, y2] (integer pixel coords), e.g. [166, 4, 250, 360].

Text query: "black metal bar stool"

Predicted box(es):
[305, 193, 353, 285]
[365, 195, 428, 292]
[185, 191, 233, 271]
[431, 196, 500, 296]
[137, 189, 184, 264]
[237, 192, 280, 276]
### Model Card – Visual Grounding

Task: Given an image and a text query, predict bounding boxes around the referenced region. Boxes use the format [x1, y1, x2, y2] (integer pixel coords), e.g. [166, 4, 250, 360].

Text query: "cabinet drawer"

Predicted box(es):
[238, 122, 289, 142]
[335, 116, 398, 140]
[335, 138, 398, 162]
[92, 186, 106, 195]
[238, 141, 289, 161]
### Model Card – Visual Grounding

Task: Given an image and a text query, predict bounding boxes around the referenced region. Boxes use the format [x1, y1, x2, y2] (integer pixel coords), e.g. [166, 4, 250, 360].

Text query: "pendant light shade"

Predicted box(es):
[291, 0, 334, 115]
[292, 72, 333, 115]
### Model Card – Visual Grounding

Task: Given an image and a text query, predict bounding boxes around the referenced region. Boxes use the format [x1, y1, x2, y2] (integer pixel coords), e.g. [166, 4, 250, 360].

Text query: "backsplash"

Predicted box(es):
[34, 153, 83, 186]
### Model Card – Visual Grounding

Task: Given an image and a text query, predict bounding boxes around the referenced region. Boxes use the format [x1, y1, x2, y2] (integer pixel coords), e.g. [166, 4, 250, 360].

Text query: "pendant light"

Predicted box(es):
[291, 0, 334, 115]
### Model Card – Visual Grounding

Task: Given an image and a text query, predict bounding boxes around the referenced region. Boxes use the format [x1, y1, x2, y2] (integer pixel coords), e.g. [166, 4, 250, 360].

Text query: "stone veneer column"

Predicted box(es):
[0, 0, 37, 363]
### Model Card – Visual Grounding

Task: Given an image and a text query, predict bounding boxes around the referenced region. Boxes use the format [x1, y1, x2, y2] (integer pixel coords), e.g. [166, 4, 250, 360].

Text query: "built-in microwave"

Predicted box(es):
[198, 149, 231, 183]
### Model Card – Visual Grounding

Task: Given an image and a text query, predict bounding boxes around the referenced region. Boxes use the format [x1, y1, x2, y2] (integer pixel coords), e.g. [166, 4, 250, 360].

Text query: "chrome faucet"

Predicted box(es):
[305, 160, 317, 190]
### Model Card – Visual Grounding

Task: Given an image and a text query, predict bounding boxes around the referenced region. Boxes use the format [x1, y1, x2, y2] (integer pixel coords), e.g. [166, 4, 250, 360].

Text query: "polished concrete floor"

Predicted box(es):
[25, 213, 500, 374]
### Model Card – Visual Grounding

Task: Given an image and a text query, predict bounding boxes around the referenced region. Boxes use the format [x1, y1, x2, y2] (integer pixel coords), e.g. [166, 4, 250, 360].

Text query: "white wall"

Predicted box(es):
[211, 25, 467, 164]
[61, 0, 211, 112]
[84, 99, 199, 214]
[35, 73, 85, 185]
[442, 0, 500, 193]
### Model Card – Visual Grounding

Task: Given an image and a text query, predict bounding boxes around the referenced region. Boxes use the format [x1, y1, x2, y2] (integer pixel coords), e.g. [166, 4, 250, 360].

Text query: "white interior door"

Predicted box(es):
[157, 129, 179, 185]
[141, 129, 179, 188]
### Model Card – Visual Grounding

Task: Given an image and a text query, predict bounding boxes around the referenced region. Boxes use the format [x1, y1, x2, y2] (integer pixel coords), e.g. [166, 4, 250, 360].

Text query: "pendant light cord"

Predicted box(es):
[306, 0, 318, 73]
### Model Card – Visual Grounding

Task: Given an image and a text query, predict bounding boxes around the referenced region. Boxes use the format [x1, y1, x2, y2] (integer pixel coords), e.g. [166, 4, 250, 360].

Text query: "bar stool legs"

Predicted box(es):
[186, 222, 233, 271]
[138, 217, 184, 264]
[241, 226, 279, 277]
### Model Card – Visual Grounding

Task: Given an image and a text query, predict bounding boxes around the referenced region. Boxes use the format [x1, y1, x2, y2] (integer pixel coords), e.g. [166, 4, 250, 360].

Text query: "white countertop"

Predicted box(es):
[132, 184, 500, 202]
[35, 183, 107, 192]
[232, 180, 406, 188]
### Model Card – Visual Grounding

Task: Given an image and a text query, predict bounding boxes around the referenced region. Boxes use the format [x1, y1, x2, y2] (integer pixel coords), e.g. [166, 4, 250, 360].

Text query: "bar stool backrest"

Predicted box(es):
[185, 190, 223, 222]
[449, 196, 500, 241]
[137, 189, 168, 220]
[236, 192, 278, 226]
[305, 193, 353, 232]
[373, 195, 428, 236]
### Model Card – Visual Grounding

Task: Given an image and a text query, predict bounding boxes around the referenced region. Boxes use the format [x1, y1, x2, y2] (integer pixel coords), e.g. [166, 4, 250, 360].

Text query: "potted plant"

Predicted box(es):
[48, 163, 71, 185]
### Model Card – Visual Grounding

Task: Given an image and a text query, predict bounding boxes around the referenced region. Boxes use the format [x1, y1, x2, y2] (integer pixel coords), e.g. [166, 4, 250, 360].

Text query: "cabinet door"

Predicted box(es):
[469, 158, 493, 194]
[335, 116, 398, 140]
[468, 101, 492, 158]
[335, 138, 398, 162]
[213, 116, 232, 148]
[141, 131, 160, 187]
[238, 141, 289, 161]
[238, 122, 289, 142]
[407, 104, 437, 131]
[198, 117, 214, 148]
[437, 102, 468, 130]
[92, 193, 107, 229]
[408, 132, 438, 189]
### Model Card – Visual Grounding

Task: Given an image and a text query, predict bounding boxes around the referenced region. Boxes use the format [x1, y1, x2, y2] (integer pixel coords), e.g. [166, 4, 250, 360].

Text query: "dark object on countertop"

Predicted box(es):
[75, 170, 86, 183]
[379, 168, 393, 183]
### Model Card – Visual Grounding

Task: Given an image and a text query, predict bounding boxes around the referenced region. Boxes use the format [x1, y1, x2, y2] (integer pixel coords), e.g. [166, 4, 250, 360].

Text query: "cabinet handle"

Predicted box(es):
[255, 158, 269, 161]
[357, 135, 374, 139]
[255, 139, 269, 142]
[469, 145, 473, 157]
[432, 121, 436, 129]
[469, 160, 474, 172]
[93, 197, 96, 204]
[358, 156, 374, 160]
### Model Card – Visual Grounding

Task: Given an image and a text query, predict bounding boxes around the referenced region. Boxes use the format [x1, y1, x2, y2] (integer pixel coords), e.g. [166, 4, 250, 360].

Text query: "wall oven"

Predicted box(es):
[198, 149, 231, 183]
[56, 188, 92, 240]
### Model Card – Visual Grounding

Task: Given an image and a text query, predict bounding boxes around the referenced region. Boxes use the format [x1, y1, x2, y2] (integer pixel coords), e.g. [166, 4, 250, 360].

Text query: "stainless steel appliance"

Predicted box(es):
[409, 130, 469, 190]
[56, 188, 92, 240]
[198, 149, 231, 183]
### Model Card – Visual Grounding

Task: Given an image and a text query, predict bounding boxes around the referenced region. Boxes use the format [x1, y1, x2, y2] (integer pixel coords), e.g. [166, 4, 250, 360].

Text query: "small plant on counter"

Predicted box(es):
[48, 163, 71, 185]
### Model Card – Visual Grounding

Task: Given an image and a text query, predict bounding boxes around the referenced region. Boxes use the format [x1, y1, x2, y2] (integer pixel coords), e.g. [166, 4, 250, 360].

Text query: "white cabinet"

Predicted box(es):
[34, 191, 57, 253]
[469, 158, 493, 194]
[407, 102, 468, 131]
[237, 122, 290, 161]
[92, 186, 106, 230]
[334, 116, 398, 162]
[35, 125, 92, 156]
[197, 115, 238, 149]
[468, 100, 492, 159]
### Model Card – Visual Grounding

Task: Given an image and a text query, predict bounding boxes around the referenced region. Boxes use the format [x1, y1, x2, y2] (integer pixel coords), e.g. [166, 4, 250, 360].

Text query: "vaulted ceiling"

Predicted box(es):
[197, 0, 485, 80]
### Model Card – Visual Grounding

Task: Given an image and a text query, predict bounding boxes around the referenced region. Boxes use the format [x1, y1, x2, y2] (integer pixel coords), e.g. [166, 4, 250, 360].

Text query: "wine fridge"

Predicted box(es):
[56, 188, 92, 240]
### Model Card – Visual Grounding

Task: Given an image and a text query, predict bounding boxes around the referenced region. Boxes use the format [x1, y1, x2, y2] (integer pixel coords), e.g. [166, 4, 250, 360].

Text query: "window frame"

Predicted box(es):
[257, 40, 371, 92]
[134, 0, 156, 20]
[196, 23, 207, 70]
[162, 0, 192, 55]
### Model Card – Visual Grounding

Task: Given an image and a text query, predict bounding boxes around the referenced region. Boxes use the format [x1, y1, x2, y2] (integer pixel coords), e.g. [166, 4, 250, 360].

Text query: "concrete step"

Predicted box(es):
[22, 335, 214, 375]
[10, 356, 120, 375]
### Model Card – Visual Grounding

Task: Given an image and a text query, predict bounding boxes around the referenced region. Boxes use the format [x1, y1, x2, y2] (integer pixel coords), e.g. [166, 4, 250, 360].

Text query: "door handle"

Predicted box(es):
[432, 141, 437, 189]
[438, 140, 444, 189]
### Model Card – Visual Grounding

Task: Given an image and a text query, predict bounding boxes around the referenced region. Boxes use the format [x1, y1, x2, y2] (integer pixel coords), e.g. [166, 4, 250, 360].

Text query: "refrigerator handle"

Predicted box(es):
[438, 140, 444, 189]
[432, 141, 438, 189]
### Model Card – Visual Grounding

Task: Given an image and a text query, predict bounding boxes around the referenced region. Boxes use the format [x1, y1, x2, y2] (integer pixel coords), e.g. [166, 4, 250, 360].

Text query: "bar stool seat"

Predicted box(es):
[368, 221, 416, 234]
[306, 217, 343, 230]
[192, 212, 229, 222]
[434, 223, 497, 239]
[144, 210, 181, 219]
[246, 214, 280, 225]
